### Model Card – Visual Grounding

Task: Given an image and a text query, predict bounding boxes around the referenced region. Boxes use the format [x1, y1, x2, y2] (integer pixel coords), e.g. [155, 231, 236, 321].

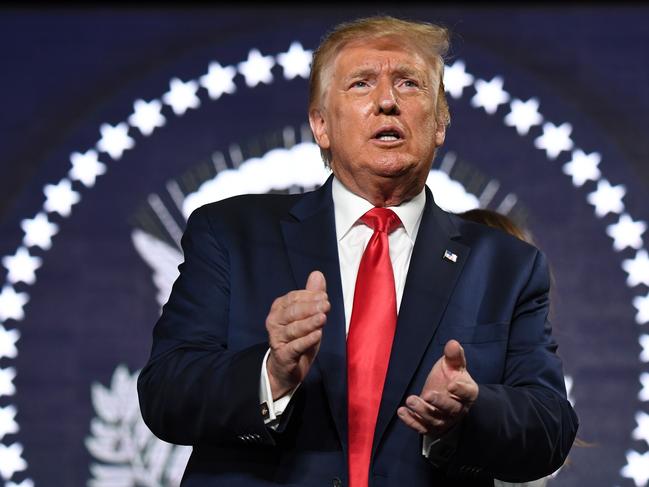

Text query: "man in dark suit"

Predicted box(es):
[137, 16, 578, 486]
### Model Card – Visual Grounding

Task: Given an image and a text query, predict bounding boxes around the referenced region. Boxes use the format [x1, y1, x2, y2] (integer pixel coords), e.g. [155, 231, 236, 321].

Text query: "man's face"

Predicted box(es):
[309, 36, 446, 203]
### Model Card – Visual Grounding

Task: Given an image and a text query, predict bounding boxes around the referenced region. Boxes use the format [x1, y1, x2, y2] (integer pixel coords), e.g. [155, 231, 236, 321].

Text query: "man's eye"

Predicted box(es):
[403, 79, 419, 88]
[351, 81, 368, 88]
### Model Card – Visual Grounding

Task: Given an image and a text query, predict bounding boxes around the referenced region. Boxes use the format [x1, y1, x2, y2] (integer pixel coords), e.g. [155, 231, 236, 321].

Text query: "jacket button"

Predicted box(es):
[332, 477, 342, 487]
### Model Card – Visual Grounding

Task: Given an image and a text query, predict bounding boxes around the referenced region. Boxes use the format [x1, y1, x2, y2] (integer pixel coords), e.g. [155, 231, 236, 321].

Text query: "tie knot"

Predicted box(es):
[360, 207, 401, 234]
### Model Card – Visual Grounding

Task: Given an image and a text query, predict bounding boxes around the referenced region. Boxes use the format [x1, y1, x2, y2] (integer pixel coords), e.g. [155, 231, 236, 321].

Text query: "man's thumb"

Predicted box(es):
[444, 339, 466, 370]
[305, 270, 327, 292]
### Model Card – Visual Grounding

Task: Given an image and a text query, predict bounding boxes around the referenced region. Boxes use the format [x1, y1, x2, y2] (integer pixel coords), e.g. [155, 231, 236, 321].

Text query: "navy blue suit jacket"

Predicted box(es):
[138, 176, 578, 486]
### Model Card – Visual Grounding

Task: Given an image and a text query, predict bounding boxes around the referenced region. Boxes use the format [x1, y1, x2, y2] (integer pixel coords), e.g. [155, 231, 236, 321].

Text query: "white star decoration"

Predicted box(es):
[562, 150, 601, 187]
[0, 443, 26, 480]
[200, 62, 237, 99]
[0, 405, 18, 440]
[0, 287, 29, 322]
[238, 49, 275, 87]
[128, 99, 166, 136]
[534, 122, 574, 159]
[633, 411, 649, 445]
[634, 293, 649, 325]
[20, 213, 58, 251]
[471, 76, 510, 115]
[162, 78, 200, 116]
[96, 122, 134, 160]
[0, 367, 16, 397]
[2, 247, 42, 285]
[622, 449, 649, 487]
[640, 335, 649, 362]
[68, 150, 106, 188]
[7, 480, 33, 487]
[276, 42, 312, 80]
[606, 214, 646, 251]
[443, 60, 474, 99]
[587, 180, 626, 217]
[504, 98, 543, 136]
[0, 326, 19, 360]
[43, 179, 80, 217]
[623, 250, 649, 287]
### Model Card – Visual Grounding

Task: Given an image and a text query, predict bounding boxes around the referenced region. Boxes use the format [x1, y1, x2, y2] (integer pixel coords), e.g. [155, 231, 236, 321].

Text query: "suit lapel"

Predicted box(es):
[373, 188, 471, 454]
[280, 176, 348, 447]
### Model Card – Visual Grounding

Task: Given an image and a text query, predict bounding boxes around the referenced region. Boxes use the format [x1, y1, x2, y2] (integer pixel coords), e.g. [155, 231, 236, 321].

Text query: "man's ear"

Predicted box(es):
[434, 120, 446, 147]
[309, 107, 330, 150]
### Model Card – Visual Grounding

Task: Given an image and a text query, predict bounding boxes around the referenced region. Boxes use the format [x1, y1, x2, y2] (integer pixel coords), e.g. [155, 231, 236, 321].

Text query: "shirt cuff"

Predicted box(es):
[259, 349, 298, 427]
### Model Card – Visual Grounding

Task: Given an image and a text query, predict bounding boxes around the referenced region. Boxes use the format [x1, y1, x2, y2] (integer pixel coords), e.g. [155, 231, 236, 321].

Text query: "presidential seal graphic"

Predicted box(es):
[1, 12, 648, 487]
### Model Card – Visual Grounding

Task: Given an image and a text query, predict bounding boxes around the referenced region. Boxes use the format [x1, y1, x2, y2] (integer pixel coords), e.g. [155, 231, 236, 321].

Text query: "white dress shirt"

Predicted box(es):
[259, 176, 426, 424]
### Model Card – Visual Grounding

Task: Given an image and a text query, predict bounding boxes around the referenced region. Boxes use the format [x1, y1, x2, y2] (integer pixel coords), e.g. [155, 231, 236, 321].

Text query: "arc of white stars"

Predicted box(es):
[633, 410, 649, 445]
[504, 98, 543, 136]
[606, 214, 646, 251]
[43, 179, 80, 218]
[587, 179, 626, 217]
[128, 99, 166, 136]
[0, 367, 16, 397]
[20, 212, 58, 251]
[2, 248, 41, 285]
[276, 42, 312, 80]
[200, 62, 237, 99]
[0, 442, 27, 480]
[162, 78, 200, 116]
[621, 449, 649, 487]
[471, 76, 510, 115]
[96, 122, 134, 160]
[562, 149, 602, 187]
[0, 287, 29, 322]
[634, 292, 649, 325]
[623, 250, 649, 287]
[238, 49, 275, 87]
[443, 60, 474, 99]
[0, 405, 18, 441]
[534, 122, 574, 159]
[68, 150, 106, 188]
[0, 327, 19, 360]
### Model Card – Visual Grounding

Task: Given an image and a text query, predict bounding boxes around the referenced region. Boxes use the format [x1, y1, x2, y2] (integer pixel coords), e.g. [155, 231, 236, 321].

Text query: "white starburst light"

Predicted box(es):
[238, 48, 275, 87]
[443, 60, 474, 99]
[0, 405, 18, 440]
[0, 287, 29, 322]
[534, 122, 574, 159]
[562, 149, 602, 187]
[633, 411, 649, 445]
[128, 99, 166, 136]
[0, 367, 16, 397]
[471, 76, 510, 115]
[635, 293, 649, 325]
[96, 122, 134, 160]
[606, 214, 646, 251]
[504, 98, 543, 135]
[0, 443, 26, 480]
[0, 327, 19, 360]
[43, 179, 80, 218]
[68, 150, 106, 188]
[20, 213, 58, 251]
[2, 247, 42, 285]
[622, 449, 649, 487]
[277, 42, 312, 80]
[7, 480, 34, 487]
[162, 78, 200, 116]
[587, 180, 626, 217]
[200, 62, 237, 99]
[623, 250, 649, 287]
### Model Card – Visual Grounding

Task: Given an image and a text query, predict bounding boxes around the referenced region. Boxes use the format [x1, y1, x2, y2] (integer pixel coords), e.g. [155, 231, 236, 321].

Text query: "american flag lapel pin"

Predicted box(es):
[443, 249, 458, 263]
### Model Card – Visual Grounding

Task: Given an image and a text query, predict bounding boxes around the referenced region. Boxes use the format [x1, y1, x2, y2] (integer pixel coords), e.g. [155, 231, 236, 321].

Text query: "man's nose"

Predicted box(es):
[375, 82, 400, 115]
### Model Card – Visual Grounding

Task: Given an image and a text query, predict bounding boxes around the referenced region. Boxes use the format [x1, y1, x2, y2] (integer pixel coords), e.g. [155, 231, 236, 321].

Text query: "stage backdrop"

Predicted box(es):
[1, 6, 648, 487]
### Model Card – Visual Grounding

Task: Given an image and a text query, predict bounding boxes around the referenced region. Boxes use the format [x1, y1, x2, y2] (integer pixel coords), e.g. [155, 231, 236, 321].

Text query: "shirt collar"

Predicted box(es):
[331, 175, 426, 242]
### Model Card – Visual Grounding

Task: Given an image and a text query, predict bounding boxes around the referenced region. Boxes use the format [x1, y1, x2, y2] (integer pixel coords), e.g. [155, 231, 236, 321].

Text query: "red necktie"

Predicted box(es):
[347, 207, 401, 487]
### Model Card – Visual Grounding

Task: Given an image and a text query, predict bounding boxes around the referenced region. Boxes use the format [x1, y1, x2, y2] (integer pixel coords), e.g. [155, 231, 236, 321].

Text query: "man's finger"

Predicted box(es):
[448, 379, 479, 403]
[421, 390, 463, 417]
[443, 339, 466, 371]
[397, 406, 428, 435]
[280, 312, 326, 343]
[287, 328, 323, 357]
[305, 270, 327, 293]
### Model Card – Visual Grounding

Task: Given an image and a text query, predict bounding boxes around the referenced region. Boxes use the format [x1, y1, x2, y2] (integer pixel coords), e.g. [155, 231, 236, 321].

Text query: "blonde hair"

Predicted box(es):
[309, 16, 451, 165]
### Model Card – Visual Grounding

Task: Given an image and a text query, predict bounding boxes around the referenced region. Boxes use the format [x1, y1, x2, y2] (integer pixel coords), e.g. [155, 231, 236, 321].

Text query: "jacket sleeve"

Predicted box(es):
[436, 249, 579, 482]
[136, 205, 276, 447]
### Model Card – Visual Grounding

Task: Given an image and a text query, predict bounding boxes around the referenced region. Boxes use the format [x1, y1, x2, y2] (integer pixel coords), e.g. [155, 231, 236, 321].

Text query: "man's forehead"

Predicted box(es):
[332, 36, 436, 72]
